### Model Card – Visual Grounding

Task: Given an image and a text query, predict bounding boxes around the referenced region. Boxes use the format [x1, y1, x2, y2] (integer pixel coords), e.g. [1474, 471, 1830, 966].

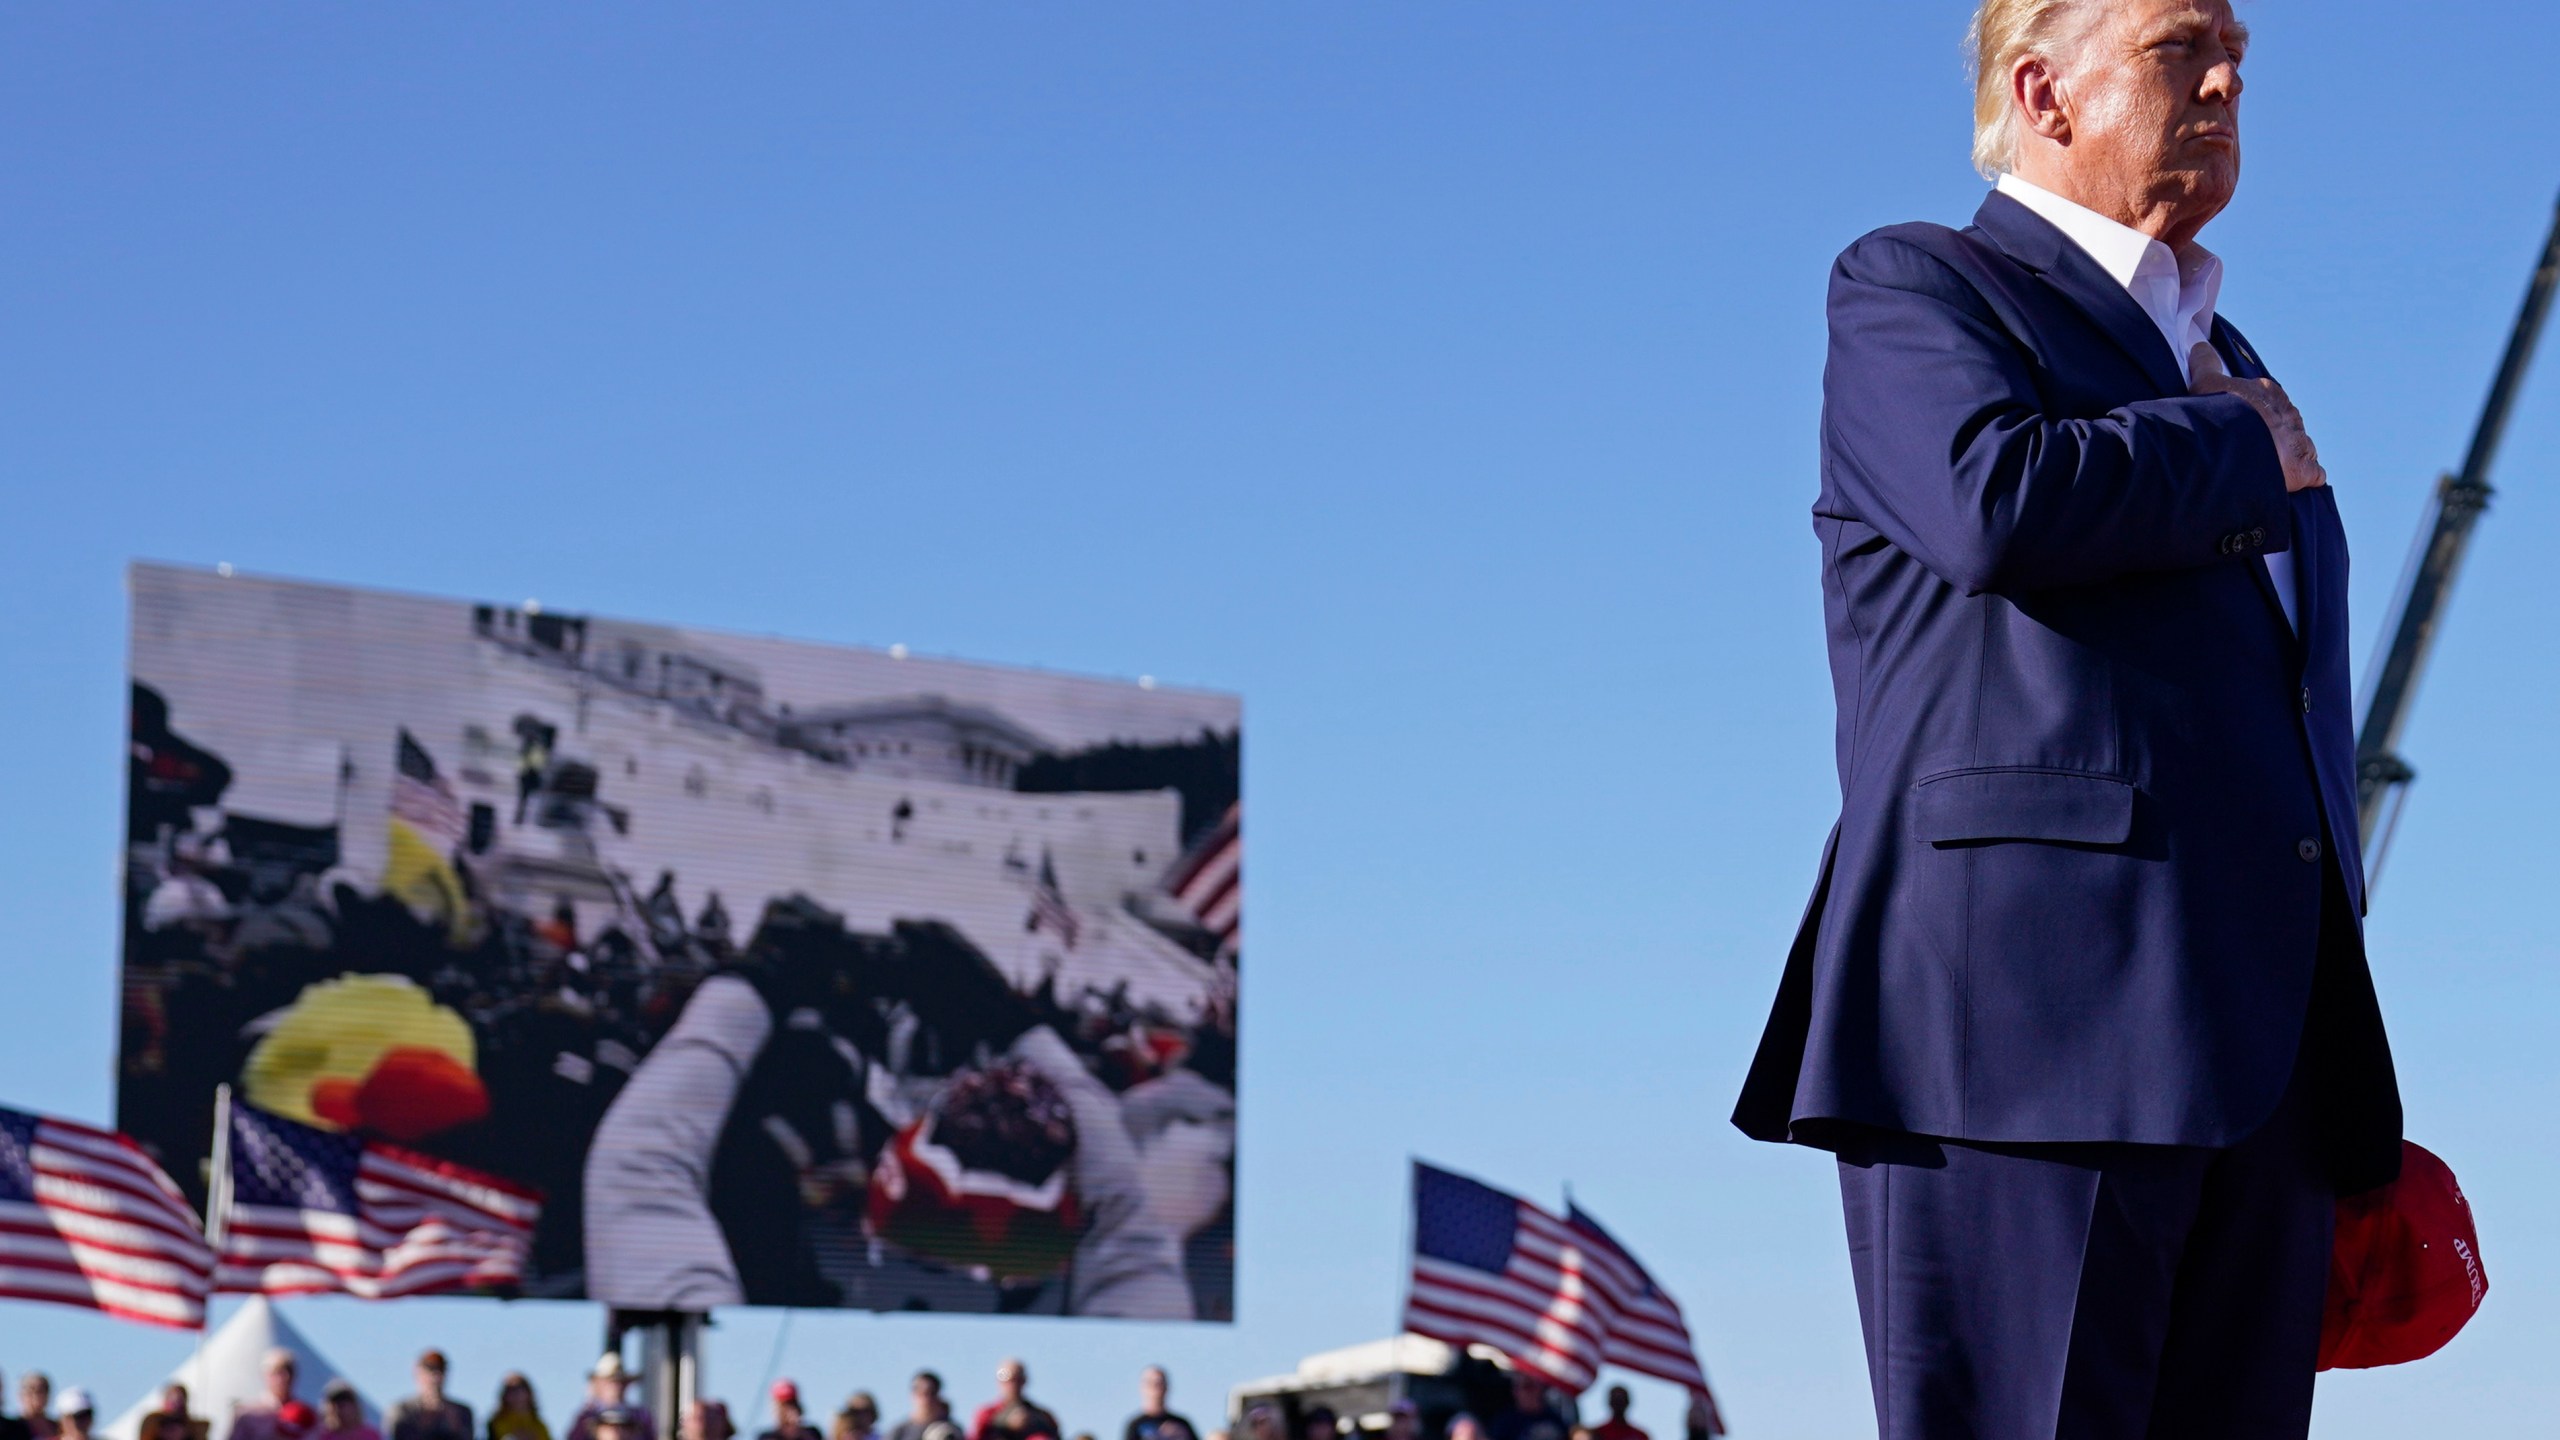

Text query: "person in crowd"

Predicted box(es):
[150, 1385, 205, 1440]
[1294, 1410, 1336, 1440]
[18, 1373, 52, 1440]
[489, 1375, 549, 1440]
[758, 1385, 817, 1440]
[1238, 1406, 1281, 1440]
[886, 1375, 945, 1440]
[1484, 1374, 1563, 1440]
[318, 1381, 381, 1440]
[1445, 1419, 1485, 1440]
[0, 1368, 28, 1440]
[232, 1351, 306, 1440]
[828, 1393, 879, 1440]
[1382, 1401, 1418, 1440]
[566, 1357, 654, 1440]
[1120, 1367, 1189, 1440]
[513, 718, 551, 826]
[1586, 1388, 1642, 1440]
[965, 1365, 1054, 1440]
[678, 1401, 734, 1440]
[51, 1392, 90, 1440]
[538, 899, 579, 956]
[388, 1349, 475, 1440]
[1677, 1396, 1720, 1440]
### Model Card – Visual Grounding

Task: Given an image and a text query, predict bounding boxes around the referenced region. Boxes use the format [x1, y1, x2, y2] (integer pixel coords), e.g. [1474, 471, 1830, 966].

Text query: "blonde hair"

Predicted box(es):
[1966, 0, 2091, 177]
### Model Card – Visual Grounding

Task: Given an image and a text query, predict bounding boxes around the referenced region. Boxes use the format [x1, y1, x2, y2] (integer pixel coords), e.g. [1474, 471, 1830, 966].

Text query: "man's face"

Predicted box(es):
[1139, 1372, 1165, 1414]
[1606, 1390, 1628, 1421]
[910, 1381, 939, 1419]
[418, 1368, 445, 1401]
[594, 1378, 625, 1404]
[846, 1406, 876, 1434]
[1511, 1377, 1542, 1413]
[23, 1379, 48, 1413]
[328, 1399, 360, 1432]
[996, 1368, 1024, 1402]
[778, 1404, 802, 1430]
[2047, 0, 2248, 241]
[267, 1366, 296, 1405]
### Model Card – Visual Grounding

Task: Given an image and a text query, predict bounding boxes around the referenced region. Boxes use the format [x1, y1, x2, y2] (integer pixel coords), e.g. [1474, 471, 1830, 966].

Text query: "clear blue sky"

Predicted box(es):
[4, 4, 2558, 1437]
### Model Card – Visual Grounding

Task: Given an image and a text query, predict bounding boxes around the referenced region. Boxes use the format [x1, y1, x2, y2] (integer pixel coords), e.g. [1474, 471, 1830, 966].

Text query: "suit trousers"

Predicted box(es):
[1833, 857, 2379, 1440]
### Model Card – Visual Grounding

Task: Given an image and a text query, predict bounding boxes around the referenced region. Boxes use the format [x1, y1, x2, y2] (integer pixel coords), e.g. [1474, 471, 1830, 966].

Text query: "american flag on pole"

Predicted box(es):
[0, 1105, 212, 1329]
[1403, 1163, 1724, 1429]
[215, 1099, 539, 1299]
[1568, 1202, 1726, 1433]
[1403, 1161, 1609, 1389]
[1163, 803, 1239, 957]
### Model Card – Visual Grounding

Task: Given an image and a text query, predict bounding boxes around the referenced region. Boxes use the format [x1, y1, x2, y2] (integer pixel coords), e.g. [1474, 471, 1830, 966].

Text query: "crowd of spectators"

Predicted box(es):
[0, 1352, 1679, 1440]
[0, 1355, 1223, 1440]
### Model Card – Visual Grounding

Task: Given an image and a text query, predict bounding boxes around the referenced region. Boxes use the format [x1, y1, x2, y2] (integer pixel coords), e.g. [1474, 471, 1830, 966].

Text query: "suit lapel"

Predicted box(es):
[1974, 192, 2190, 398]
[1972, 192, 2306, 649]
[2211, 317, 2308, 651]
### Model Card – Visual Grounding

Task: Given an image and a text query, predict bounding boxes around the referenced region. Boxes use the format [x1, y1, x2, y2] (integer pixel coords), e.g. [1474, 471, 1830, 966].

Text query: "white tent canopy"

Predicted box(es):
[101, 1298, 378, 1440]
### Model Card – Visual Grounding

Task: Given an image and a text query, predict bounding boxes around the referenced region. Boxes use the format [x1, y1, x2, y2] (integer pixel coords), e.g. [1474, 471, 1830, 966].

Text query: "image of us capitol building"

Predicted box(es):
[453, 585, 1237, 1018]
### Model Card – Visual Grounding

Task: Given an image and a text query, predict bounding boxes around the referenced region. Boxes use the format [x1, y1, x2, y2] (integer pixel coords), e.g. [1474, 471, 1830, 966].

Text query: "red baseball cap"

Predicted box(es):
[772, 1382, 802, 1406]
[2319, 1141, 2488, 1370]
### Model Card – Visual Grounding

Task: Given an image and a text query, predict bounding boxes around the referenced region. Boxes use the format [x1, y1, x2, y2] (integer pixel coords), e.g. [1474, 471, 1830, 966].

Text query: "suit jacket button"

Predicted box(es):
[2301, 686, 2313, 714]
[2250, 526, 2268, 547]
[2298, 837, 2322, 863]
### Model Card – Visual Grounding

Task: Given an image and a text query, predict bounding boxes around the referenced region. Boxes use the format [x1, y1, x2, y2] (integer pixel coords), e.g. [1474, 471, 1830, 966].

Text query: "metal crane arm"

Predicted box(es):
[2354, 193, 2560, 871]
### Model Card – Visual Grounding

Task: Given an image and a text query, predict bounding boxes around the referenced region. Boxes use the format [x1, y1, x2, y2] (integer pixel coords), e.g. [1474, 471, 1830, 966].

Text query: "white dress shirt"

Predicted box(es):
[1996, 172, 2296, 631]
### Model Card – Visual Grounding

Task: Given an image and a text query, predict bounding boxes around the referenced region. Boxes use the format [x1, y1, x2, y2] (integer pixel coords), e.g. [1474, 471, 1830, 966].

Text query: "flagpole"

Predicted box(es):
[1391, 1155, 1417, 1411]
[206, 1084, 234, 1255]
[189, 1084, 236, 1381]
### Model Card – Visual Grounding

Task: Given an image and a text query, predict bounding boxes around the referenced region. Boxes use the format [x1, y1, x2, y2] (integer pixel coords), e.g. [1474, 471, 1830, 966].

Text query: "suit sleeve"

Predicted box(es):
[1823, 232, 2290, 595]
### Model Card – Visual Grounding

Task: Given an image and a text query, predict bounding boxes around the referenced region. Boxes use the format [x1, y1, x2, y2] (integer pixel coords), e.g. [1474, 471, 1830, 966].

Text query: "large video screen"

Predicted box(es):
[117, 563, 1240, 1318]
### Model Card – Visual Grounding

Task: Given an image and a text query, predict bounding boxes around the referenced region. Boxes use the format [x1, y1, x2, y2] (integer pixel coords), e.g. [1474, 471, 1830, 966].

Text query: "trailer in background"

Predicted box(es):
[1229, 1336, 1579, 1440]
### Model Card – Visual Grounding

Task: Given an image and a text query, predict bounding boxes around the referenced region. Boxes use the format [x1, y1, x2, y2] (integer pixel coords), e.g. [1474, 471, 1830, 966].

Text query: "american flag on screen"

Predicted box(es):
[0, 1105, 213, 1329]
[1028, 848, 1082, 950]
[1403, 1162, 1723, 1428]
[391, 729, 467, 848]
[1164, 803, 1239, 957]
[215, 1100, 539, 1299]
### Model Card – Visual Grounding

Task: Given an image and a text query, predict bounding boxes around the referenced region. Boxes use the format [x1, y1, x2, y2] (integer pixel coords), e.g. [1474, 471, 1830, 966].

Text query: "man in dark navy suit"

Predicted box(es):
[1731, 1, 2402, 1435]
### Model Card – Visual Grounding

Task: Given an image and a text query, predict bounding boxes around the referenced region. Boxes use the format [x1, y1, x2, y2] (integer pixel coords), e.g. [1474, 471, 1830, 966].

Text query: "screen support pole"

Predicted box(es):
[611, 1310, 707, 1432]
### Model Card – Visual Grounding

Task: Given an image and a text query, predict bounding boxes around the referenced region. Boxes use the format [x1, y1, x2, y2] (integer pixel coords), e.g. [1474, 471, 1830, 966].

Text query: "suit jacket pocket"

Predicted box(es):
[1911, 767, 2133, 846]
